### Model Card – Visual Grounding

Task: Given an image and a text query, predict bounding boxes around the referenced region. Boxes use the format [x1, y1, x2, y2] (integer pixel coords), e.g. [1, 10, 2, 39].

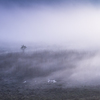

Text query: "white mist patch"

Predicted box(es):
[70, 53, 100, 86]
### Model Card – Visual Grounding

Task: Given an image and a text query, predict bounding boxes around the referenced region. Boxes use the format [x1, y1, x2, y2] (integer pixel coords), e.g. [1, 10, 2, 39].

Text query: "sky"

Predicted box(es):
[1, 0, 100, 50]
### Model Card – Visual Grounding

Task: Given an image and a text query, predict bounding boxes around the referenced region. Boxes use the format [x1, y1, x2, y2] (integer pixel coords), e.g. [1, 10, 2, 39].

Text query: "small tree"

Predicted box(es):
[21, 45, 27, 53]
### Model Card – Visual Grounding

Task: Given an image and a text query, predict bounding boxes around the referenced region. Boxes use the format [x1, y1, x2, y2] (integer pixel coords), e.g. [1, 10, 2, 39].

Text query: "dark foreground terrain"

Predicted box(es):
[0, 50, 100, 100]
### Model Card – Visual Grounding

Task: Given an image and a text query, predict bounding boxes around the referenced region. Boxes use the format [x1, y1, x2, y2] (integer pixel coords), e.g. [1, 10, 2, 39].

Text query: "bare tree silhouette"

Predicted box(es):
[21, 45, 27, 53]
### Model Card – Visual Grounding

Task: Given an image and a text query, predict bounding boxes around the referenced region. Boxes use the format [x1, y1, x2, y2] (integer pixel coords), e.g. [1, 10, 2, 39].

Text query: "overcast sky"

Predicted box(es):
[0, 0, 100, 50]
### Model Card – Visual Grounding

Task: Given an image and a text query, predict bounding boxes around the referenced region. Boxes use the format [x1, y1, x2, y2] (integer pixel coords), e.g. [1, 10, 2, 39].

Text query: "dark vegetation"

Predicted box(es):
[0, 50, 100, 100]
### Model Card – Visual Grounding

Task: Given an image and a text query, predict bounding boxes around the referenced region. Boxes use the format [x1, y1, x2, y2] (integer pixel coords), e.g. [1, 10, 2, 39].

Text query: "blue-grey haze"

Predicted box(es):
[0, 0, 100, 50]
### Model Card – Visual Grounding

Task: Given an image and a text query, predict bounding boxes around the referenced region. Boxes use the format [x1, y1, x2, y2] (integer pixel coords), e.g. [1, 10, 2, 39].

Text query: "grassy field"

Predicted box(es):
[0, 50, 100, 100]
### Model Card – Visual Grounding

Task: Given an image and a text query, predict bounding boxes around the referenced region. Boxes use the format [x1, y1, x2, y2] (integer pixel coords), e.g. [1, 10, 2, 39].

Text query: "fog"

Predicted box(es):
[1, 0, 100, 90]
[1, 0, 100, 50]
[1, 50, 100, 88]
[23, 51, 100, 87]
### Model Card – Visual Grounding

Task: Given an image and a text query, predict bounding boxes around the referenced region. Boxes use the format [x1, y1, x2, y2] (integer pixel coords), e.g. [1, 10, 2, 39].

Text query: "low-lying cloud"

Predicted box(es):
[1, 50, 100, 88]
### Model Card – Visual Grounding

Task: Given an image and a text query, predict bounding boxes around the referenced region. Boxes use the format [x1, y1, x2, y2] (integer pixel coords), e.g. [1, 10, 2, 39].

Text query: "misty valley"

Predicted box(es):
[1, 49, 100, 100]
[1, 0, 100, 99]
